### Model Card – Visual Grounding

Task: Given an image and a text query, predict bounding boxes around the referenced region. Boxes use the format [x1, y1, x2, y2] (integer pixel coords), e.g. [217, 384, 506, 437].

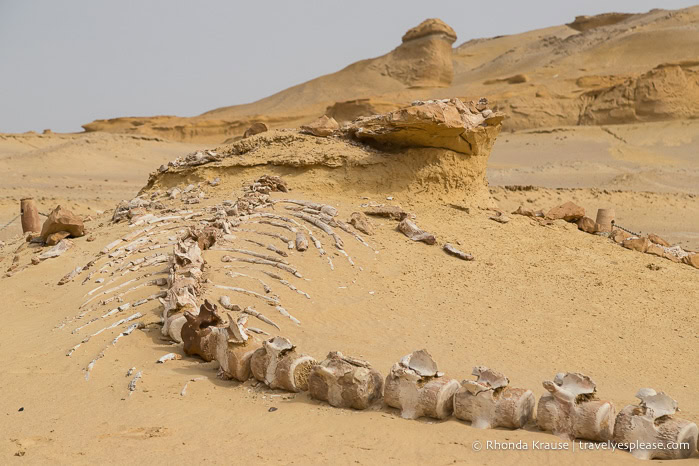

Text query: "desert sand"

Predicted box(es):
[1, 7, 698, 465]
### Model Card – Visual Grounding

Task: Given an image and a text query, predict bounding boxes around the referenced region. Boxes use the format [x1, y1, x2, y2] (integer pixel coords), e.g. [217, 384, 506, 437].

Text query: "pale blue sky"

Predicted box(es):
[1, 0, 696, 133]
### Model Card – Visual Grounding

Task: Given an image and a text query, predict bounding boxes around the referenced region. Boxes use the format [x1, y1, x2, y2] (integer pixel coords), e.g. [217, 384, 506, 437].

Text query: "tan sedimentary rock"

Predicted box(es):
[20, 198, 41, 233]
[300, 115, 339, 137]
[682, 253, 699, 269]
[512, 205, 544, 218]
[46, 231, 71, 246]
[537, 372, 616, 442]
[364, 206, 408, 221]
[308, 351, 384, 410]
[40, 205, 85, 242]
[250, 337, 317, 392]
[453, 367, 535, 429]
[622, 237, 651, 253]
[576, 216, 599, 234]
[611, 229, 633, 244]
[243, 122, 268, 138]
[347, 98, 503, 155]
[398, 219, 436, 244]
[384, 350, 460, 420]
[546, 202, 585, 222]
[613, 388, 698, 460]
[648, 233, 670, 247]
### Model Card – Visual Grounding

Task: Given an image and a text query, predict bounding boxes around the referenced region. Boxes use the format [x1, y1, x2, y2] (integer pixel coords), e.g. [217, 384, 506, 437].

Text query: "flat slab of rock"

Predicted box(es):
[545, 202, 585, 222]
[300, 115, 339, 137]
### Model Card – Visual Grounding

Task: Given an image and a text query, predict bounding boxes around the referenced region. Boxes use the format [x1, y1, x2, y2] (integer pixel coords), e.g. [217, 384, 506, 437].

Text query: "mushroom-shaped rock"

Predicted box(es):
[181, 300, 225, 361]
[384, 350, 460, 420]
[537, 372, 616, 442]
[309, 352, 384, 410]
[40, 205, 85, 242]
[250, 337, 317, 392]
[453, 366, 535, 429]
[613, 389, 698, 460]
[214, 314, 262, 382]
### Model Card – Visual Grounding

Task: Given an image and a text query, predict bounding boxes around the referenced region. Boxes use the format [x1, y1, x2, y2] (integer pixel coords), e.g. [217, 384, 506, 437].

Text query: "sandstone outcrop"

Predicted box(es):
[243, 122, 268, 138]
[300, 115, 339, 137]
[40, 206, 85, 242]
[346, 98, 504, 155]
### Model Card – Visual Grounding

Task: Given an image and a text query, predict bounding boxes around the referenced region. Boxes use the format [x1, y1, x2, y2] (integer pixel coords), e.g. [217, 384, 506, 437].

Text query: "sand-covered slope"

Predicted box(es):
[81, 7, 699, 142]
[1, 123, 697, 462]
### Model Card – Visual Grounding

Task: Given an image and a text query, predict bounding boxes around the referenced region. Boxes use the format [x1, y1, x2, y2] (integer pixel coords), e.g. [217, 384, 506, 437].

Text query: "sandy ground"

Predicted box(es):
[1, 131, 698, 463]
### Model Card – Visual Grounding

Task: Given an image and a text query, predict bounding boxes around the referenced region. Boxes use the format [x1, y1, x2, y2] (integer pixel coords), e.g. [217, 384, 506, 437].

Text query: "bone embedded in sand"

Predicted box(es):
[443, 243, 473, 261]
[213, 314, 262, 382]
[364, 205, 408, 221]
[453, 366, 535, 429]
[537, 372, 616, 442]
[308, 351, 384, 410]
[181, 300, 226, 362]
[157, 352, 182, 364]
[250, 337, 317, 392]
[348, 212, 374, 235]
[295, 232, 309, 251]
[128, 371, 143, 394]
[398, 219, 436, 244]
[383, 350, 460, 420]
[613, 388, 698, 460]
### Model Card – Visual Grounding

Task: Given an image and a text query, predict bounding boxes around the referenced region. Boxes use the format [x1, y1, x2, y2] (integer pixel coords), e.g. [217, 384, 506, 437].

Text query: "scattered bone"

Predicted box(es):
[512, 205, 544, 218]
[384, 350, 460, 420]
[333, 219, 371, 248]
[613, 388, 698, 460]
[243, 307, 280, 330]
[157, 353, 182, 364]
[309, 351, 384, 410]
[214, 247, 289, 265]
[84, 323, 144, 380]
[126, 367, 135, 377]
[39, 239, 73, 260]
[128, 371, 143, 394]
[58, 266, 83, 285]
[236, 228, 291, 245]
[214, 284, 279, 304]
[260, 271, 311, 299]
[398, 219, 436, 244]
[221, 256, 301, 278]
[489, 212, 510, 224]
[453, 366, 535, 429]
[226, 271, 273, 294]
[365, 206, 408, 221]
[349, 212, 374, 235]
[250, 337, 317, 392]
[180, 377, 207, 396]
[275, 305, 301, 325]
[247, 327, 269, 336]
[295, 232, 309, 251]
[212, 314, 263, 382]
[537, 372, 616, 442]
[258, 219, 298, 233]
[290, 213, 344, 249]
[443, 243, 474, 261]
[242, 238, 288, 257]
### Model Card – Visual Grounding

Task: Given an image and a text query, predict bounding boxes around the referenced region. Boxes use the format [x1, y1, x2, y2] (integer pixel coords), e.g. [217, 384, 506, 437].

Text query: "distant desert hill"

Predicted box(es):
[83, 6, 699, 142]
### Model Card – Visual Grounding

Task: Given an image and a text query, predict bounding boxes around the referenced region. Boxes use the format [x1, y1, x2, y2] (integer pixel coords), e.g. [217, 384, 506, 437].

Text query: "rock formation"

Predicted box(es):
[308, 352, 384, 410]
[40, 205, 85, 242]
[20, 198, 40, 233]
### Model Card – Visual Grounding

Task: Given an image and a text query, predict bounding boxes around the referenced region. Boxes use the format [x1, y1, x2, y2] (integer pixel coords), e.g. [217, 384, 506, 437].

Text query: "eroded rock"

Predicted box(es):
[300, 115, 339, 137]
[546, 202, 585, 222]
[40, 206, 85, 242]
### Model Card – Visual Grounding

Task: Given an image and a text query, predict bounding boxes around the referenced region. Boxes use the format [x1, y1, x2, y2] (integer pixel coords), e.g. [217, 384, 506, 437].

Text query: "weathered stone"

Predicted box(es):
[512, 205, 544, 218]
[576, 216, 598, 234]
[300, 115, 340, 137]
[682, 253, 699, 269]
[646, 243, 666, 258]
[40, 206, 85, 242]
[346, 98, 504, 155]
[20, 198, 41, 233]
[622, 237, 651, 253]
[243, 122, 268, 138]
[46, 231, 71, 246]
[648, 233, 670, 247]
[611, 229, 633, 243]
[546, 202, 585, 222]
[402, 18, 456, 42]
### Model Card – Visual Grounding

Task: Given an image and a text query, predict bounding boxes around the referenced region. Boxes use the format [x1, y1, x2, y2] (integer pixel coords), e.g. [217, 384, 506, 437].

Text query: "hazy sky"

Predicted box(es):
[1, 0, 696, 133]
